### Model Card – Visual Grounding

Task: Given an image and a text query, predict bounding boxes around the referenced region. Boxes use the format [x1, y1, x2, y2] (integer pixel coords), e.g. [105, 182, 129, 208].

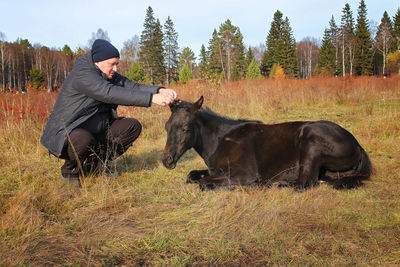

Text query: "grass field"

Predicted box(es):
[0, 76, 399, 266]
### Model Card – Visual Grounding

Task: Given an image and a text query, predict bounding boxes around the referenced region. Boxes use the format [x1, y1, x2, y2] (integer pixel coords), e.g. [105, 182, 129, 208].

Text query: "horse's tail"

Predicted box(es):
[324, 147, 373, 189]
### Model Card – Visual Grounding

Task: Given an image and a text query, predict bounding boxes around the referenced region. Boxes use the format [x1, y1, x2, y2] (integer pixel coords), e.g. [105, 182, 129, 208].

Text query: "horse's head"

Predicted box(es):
[162, 96, 204, 169]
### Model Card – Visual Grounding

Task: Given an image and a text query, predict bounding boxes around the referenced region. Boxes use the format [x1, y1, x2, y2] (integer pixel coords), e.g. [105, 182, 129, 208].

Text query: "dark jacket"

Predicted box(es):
[41, 52, 162, 158]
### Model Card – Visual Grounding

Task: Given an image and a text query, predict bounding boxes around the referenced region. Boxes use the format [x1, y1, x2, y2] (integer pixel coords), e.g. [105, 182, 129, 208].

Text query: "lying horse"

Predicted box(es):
[162, 96, 372, 190]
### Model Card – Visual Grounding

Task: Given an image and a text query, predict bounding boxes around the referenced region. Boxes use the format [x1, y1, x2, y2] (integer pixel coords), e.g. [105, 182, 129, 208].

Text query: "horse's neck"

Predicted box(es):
[193, 110, 239, 165]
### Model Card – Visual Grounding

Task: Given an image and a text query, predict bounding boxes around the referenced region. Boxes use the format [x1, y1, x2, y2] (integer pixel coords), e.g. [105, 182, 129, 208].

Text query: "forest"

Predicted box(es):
[0, 0, 399, 93]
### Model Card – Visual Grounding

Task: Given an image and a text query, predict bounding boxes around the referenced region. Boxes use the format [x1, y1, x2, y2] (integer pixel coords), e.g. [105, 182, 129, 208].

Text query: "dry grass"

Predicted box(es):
[0, 76, 399, 266]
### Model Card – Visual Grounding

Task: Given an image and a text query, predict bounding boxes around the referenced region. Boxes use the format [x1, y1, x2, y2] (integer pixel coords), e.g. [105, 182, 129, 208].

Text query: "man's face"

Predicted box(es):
[95, 57, 119, 79]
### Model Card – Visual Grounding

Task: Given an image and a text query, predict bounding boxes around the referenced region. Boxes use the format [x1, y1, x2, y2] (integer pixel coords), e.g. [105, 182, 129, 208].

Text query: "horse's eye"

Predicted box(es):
[182, 126, 189, 133]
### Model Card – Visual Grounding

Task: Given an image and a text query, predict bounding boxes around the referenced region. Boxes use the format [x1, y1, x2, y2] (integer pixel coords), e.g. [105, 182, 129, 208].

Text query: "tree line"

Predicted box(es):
[0, 1, 399, 93]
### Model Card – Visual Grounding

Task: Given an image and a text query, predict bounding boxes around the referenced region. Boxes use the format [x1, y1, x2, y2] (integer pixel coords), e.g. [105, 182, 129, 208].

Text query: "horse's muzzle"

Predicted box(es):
[162, 154, 176, 169]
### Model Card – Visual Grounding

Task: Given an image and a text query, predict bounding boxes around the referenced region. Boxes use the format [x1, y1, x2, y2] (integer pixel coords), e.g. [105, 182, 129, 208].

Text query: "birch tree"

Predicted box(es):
[375, 11, 393, 75]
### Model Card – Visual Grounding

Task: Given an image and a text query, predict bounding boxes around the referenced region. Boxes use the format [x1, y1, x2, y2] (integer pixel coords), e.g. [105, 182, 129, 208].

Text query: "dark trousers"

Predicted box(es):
[61, 118, 142, 177]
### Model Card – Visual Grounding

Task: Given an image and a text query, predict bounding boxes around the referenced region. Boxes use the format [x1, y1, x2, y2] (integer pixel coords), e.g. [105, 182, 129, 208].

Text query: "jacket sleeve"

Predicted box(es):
[112, 72, 164, 94]
[72, 68, 155, 107]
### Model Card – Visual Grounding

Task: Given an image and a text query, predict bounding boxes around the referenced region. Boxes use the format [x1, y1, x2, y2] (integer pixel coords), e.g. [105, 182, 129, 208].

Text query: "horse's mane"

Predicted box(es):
[197, 107, 260, 126]
[170, 99, 262, 127]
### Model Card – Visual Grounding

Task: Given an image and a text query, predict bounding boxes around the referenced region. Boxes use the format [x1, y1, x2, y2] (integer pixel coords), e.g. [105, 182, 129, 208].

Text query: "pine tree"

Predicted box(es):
[245, 47, 255, 67]
[179, 64, 193, 84]
[164, 16, 179, 85]
[231, 28, 246, 81]
[127, 61, 149, 83]
[207, 29, 225, 83]
[139, 6, 166, 85]
[340, 3, 355, 76]
[393, 8, 400, 50]
[317, 28, 336, 76]
[198, 44, 208, 80]
[244, 47, 255, 77]
[246, 59, 262, 79]
[375, 11, 394, 75]
[261, 10, 297, 78]
[216, 19, 246, 82]
[261, 10, 284, 77]
[179, 47, 196, 73]
[329, 16, 341, 76]
[29, 68, 45, 90]
[354, 0, 373, 75]
[62, 45, 73, 59]
[281, 17, 298, 78]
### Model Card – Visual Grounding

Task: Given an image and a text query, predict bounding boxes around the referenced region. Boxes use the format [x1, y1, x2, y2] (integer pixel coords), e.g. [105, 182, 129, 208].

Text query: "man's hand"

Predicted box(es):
[152, 88, 178, 106]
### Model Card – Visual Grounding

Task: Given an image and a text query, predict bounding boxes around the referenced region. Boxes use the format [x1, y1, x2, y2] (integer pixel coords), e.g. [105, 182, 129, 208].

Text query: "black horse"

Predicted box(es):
[162, 96, 372, 190]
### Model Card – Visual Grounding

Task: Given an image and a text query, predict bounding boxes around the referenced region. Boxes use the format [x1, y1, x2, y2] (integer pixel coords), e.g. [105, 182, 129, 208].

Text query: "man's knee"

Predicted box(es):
[109, 118, 142, 141]
[68, 128, 96, 157]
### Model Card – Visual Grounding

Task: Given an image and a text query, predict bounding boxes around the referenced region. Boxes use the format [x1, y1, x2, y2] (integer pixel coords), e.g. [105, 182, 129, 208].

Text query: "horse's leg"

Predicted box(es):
[198, 174, 234, 190]
[295, 140, 323, 190]
[296, 157, 322, 189]
[198, 168, 257, 190]
[187, 169, 209, 183]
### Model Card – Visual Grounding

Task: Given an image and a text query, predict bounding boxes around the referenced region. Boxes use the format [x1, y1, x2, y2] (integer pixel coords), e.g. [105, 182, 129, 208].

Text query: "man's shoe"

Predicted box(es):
[83, 158, 120, 178]
[61, 174, 81, 188]
[104, 168, 119, 178]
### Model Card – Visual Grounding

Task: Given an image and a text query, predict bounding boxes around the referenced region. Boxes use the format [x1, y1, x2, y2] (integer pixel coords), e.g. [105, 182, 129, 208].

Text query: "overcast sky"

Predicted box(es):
[1, 0, 398, 55]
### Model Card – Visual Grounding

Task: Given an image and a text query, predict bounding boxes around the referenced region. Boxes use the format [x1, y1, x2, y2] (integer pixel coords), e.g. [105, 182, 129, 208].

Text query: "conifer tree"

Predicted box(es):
[198, 44, 209, 80]
[179, 47, 196, 73]
[281, 17, 298, 78]
[393, 8, 400, 50]
[340, 3, 355, 76]
[261, 10, 298, 78]
[217, 19, 246, 81]
[139, 6, 166, 85]
[261, 10, 284, 77]
[207, 29, 224, 82]
[246, 59, 262, 79]
[164, 16, 179, 85]
[127, 61, 149, 83]
[354, 0, 373, 75]
[317, 28, 336, 76]
[29, 68, 45, 90]
[179, 64, 193, 84]
[245, 47, 255, 67]
[329, 16, 341, 76]
[244, 47, 255, 77]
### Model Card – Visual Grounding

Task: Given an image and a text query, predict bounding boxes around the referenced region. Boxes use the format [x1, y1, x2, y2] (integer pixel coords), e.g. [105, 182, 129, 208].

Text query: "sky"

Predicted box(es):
[1, 0, 399, 56]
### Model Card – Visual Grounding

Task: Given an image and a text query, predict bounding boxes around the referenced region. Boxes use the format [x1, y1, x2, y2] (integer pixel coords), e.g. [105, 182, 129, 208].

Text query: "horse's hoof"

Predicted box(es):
[187, 177, 200, 184]
[187, 170, 205, 184]
[199, 183, 216, 191]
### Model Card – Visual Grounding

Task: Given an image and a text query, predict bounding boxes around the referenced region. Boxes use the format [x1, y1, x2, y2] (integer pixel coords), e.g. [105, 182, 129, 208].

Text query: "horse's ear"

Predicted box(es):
[189, 96, 203, 113]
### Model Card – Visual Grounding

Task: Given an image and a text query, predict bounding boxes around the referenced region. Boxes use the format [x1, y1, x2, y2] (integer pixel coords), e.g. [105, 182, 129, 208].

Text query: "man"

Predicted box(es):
[41, 39, 177, 187]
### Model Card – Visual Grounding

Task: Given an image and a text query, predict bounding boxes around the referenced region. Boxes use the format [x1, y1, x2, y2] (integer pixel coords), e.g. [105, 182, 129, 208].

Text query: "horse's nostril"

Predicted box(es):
[167, 155, 173, 164]
[163, 154, 173, 165]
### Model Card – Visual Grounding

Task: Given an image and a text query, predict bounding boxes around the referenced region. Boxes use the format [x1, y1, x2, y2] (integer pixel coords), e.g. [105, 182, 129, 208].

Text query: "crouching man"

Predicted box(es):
[41, 39, 177, 187]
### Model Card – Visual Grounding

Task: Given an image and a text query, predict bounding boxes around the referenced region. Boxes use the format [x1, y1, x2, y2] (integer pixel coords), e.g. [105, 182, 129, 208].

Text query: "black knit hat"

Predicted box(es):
[91, 39, 120, 62]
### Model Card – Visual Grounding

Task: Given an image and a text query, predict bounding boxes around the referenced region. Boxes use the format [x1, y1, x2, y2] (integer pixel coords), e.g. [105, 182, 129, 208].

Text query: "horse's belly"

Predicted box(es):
[259, 162, 299, 186]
